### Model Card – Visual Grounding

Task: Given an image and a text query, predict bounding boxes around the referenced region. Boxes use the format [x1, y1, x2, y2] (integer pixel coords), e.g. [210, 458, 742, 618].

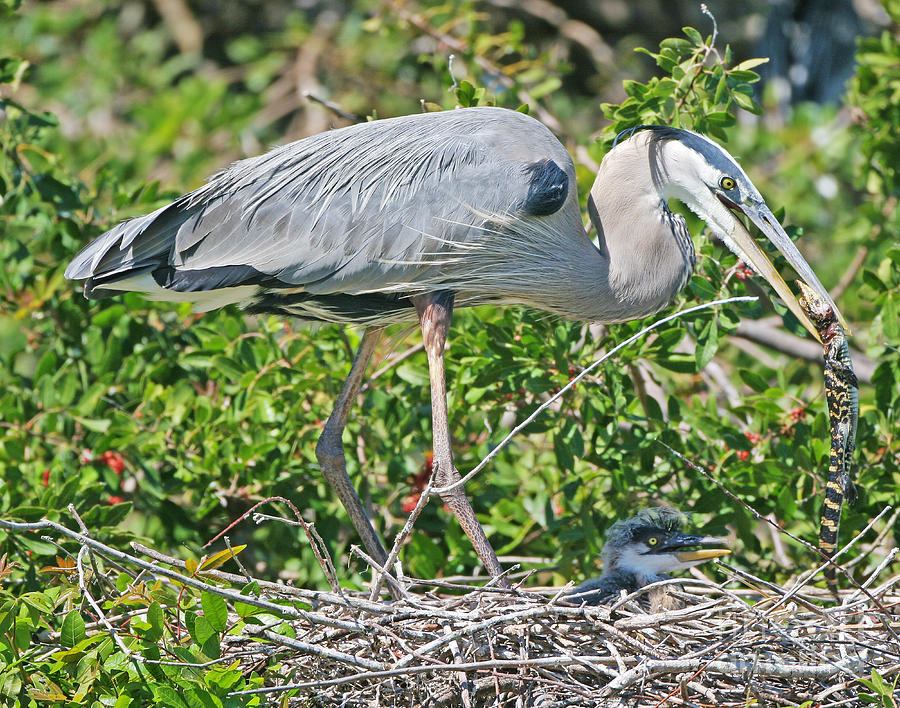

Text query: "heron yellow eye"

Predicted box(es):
[719, 176, 736, 191]
[647, 537, 659, 546]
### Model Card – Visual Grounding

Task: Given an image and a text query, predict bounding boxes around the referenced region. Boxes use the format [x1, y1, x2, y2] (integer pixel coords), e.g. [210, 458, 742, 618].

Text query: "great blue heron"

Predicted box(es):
[567, 507, 731, 609]
[65, 106, 842, 585]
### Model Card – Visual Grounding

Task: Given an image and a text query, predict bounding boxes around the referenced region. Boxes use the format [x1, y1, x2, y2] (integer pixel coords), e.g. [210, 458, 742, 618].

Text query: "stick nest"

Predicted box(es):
[3, 513, 898, 707]
[219, 576, 900, 707]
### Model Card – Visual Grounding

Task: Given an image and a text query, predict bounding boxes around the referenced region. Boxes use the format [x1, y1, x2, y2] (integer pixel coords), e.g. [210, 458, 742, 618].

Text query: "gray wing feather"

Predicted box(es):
[65, 107, 573, 300]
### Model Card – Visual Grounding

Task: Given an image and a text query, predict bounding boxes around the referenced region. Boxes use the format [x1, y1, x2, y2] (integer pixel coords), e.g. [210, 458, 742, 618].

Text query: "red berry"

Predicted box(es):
[789, 407, 806, 422]
[41, 469, 50, 487]
[736, 450, 750, 461]
[402, 493, 420, 513]
[103, 451, 126, 475]
[734, 261, 754, 281]
[107, 495, 124, 505]
[744, 432, 761, 445]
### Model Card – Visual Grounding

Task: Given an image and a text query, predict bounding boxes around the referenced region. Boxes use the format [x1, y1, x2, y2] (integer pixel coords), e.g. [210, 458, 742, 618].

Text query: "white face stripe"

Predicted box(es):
[614, 544, 711, 583]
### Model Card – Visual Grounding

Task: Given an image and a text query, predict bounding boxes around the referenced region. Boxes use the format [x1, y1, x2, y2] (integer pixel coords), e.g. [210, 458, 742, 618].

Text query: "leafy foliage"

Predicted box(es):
[603, 26, 767, 143]
[0, 0, 898, 702]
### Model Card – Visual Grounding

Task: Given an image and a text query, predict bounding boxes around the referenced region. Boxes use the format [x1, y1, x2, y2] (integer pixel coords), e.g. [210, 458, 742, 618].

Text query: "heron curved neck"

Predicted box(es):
[586, 136, 695, 323]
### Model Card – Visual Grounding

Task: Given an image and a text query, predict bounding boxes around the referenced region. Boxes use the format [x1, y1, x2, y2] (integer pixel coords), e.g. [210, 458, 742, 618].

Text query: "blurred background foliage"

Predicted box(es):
[1, 0, 898, 600]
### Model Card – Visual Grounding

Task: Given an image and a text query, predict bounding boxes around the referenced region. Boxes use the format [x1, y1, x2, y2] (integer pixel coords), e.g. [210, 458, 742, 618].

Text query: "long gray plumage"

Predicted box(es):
[67, 108, 597, 323]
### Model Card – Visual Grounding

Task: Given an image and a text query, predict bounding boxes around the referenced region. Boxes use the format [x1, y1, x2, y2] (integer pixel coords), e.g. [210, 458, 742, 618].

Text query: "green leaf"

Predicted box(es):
[152, 685, 188, 708]
[713, 74, 728, 103]
[682, 26, 703, 46]
[695, 318, 719, 369]
[69, 415, 112, 433]
[732, 90, 761, 114]
[184, 687, 223, 708]
[880, 294, 898, 340]
[146, 601, 164, 642]
[193, 613, 216, 646]
[0, 671, 22, 699]
[454, 80, 477, 107]
[201, 592, 228, 633]
[530, 76, 561, 99]
[6, 505, 46, 521]
[733, 57, 769, 71]
[212, 355, 245, 382]
[739, 368, 769, 393]
[60, 610, 86, 648]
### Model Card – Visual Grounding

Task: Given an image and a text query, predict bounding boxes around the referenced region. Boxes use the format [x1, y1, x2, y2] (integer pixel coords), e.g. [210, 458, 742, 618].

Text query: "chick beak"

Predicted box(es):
[718, 196, 849, 343]
[674, 548, 732, 563]
[658, 533, 731, 564]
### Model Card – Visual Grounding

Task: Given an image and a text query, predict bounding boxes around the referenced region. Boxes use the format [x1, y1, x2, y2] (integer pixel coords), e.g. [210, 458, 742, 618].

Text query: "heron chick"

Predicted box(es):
[568, 508, 730, 609]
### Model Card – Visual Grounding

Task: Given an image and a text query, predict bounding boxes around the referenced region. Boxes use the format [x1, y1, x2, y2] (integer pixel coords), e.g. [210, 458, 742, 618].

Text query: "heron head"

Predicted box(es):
[602, 507, 731, 582]
[635, 127, 846, 343]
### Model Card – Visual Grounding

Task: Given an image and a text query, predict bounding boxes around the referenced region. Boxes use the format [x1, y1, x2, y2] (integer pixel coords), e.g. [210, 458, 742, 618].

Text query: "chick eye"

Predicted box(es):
[719, 176, 736, 191]
[647, 537, 659, 546]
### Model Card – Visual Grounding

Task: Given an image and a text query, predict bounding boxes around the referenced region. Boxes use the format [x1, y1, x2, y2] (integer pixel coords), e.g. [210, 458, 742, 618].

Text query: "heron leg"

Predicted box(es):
[414, 292, 508, 586]
[315, 326, 389, 567]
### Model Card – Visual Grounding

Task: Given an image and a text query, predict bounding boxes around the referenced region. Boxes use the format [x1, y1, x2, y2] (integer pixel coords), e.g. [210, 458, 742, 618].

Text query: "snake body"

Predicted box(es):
[797, 282, 858, 596]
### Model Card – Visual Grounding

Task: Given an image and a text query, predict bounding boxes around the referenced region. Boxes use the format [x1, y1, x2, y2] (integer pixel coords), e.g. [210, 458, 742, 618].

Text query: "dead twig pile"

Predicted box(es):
[2, 511, 898, 707]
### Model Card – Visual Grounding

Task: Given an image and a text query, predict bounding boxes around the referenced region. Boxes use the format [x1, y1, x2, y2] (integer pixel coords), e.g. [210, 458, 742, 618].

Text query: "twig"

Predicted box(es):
[844, 548, 900, 606]
[831, 246, 868, 301]
[370, 477, 434, 600]
[75, 546, 139, 665]
[351, 545, 411, 600]
[229, 654, 856, 698]
[245, 626, 387, 671]
[302, 90, 363, 123]
[364, 341, 424, 385]
[225, 535, 254, 588]
[205, 496, 342, 596]
[443, 621, 475, 707]
[0, 518, 366, 631]
[700, 4, 718, 49]
[151, 0, 203, 54]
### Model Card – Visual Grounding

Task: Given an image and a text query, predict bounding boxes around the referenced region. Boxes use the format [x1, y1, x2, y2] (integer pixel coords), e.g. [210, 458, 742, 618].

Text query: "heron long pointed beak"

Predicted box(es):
[719, 196, 848, 343]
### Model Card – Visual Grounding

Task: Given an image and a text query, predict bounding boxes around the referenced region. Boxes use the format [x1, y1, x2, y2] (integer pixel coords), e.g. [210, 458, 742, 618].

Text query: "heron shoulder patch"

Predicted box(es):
[522, 159, 568, 216]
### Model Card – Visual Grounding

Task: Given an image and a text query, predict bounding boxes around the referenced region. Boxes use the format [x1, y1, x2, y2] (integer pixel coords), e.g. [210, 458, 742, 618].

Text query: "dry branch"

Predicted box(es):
[2, 515, 898, 707]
